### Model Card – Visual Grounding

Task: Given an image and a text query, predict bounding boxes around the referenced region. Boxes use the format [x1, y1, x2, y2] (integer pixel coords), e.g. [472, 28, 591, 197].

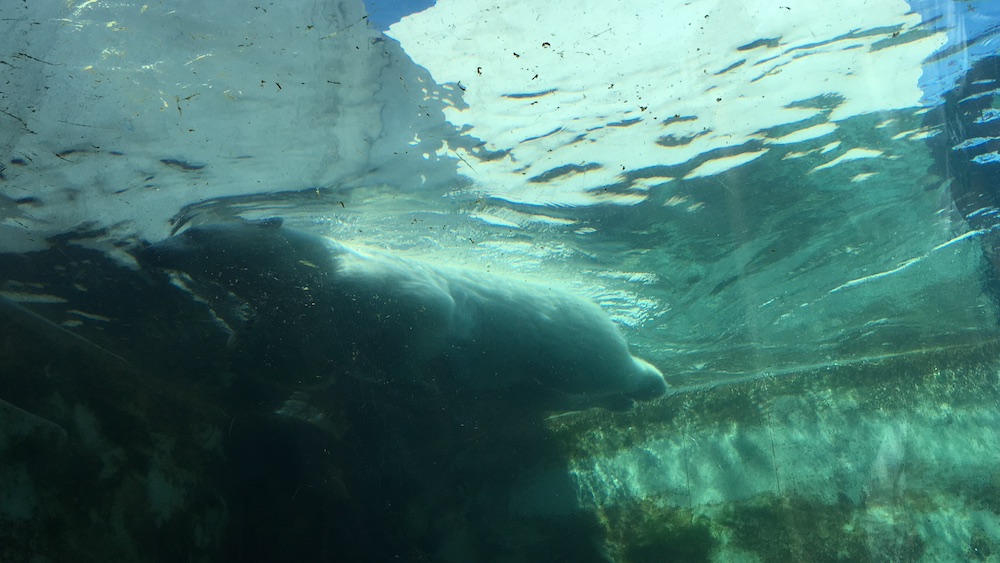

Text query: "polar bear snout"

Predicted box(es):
[626, 357, 668, 401]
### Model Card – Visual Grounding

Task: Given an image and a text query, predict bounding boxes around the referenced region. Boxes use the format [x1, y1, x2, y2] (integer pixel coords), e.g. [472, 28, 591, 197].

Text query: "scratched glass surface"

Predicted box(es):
[5, 1, 1000, 561]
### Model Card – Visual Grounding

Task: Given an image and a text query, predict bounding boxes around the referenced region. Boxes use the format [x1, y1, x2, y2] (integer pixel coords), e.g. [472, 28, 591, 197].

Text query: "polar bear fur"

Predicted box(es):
[139, 220, 667, 411]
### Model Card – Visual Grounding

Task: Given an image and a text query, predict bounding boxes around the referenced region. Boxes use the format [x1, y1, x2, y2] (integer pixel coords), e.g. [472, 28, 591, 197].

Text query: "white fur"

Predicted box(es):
[142, 222, 668, 410]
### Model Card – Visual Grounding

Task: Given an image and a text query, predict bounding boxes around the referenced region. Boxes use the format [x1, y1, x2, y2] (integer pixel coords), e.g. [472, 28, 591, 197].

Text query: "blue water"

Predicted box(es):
[911, 0, 1000, 102]
[363, 0, 436, 30]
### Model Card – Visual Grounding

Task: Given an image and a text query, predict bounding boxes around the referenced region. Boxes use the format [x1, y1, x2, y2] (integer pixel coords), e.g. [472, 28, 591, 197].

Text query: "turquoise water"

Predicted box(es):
[1, 1, 1000, 561]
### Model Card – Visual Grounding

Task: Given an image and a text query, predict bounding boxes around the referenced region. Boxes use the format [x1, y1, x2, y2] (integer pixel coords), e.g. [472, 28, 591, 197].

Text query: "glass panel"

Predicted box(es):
[1, 0, 998, 560]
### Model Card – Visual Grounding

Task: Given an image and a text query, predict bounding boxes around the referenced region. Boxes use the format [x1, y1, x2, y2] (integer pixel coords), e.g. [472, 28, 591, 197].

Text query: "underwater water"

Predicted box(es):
[2, 0, 1000, 561]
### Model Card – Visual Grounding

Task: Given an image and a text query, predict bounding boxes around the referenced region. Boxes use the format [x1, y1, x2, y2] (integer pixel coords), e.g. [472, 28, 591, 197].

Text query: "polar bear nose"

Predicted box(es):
[627, 357, 668, 401]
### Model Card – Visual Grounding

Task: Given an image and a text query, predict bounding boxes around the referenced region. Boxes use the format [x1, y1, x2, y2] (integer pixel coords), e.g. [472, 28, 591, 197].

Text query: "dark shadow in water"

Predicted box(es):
[0, 239, 610, 562]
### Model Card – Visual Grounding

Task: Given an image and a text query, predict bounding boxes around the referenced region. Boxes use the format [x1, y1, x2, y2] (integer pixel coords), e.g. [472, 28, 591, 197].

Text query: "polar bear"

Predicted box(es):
[139, 219, 667, 411]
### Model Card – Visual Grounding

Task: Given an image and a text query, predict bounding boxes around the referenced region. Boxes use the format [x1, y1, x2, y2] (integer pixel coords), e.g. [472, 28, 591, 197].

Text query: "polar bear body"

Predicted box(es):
[140, 221, 667, 410]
